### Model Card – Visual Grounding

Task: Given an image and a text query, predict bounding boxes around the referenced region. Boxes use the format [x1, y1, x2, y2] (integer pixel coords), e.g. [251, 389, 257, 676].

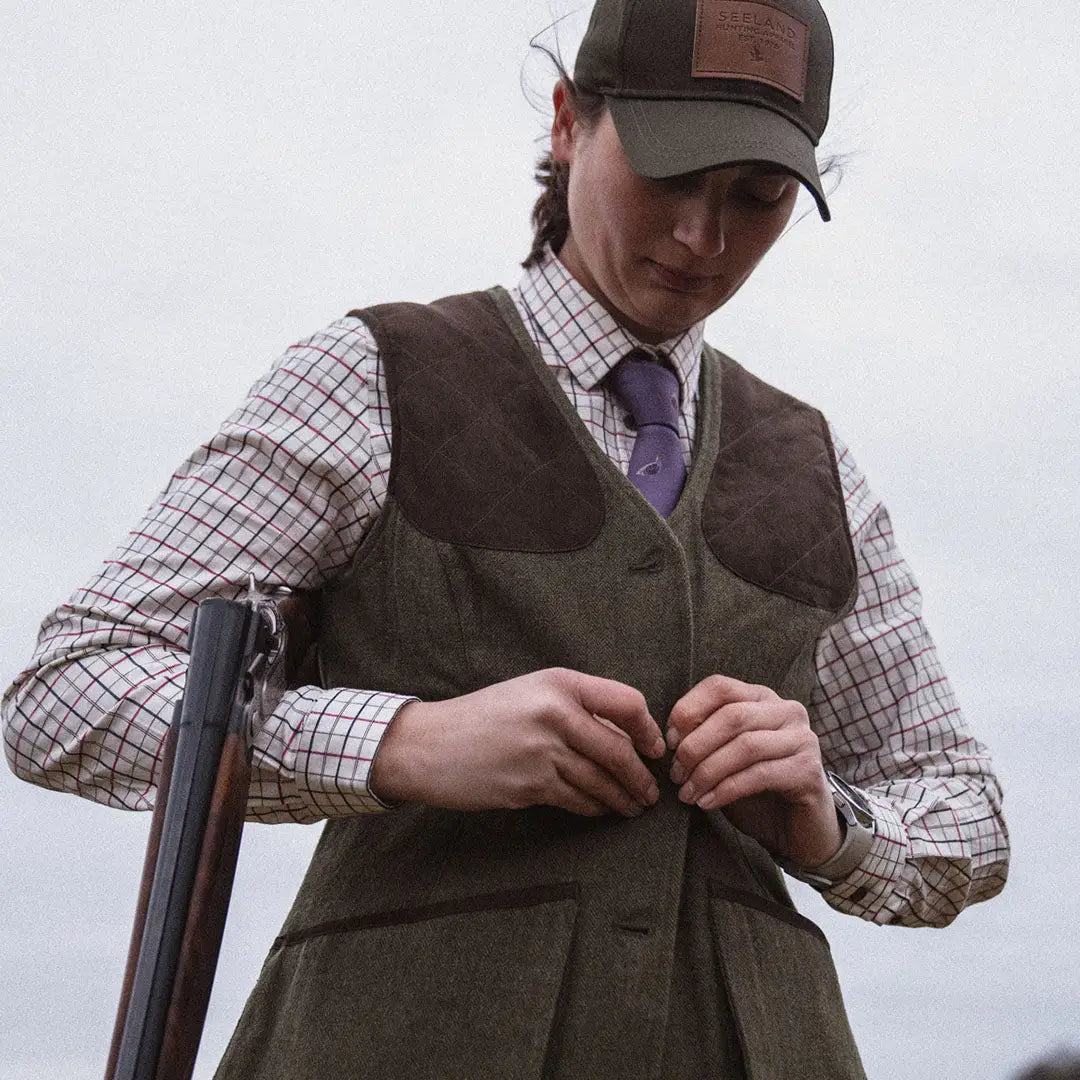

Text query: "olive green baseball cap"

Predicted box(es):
[574, 0, 834, 219]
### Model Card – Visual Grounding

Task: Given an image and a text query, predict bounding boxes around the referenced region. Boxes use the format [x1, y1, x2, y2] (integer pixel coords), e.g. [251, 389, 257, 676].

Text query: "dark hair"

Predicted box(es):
[1015, 1052, 1080, 1080]
[522, 46, 605, 270]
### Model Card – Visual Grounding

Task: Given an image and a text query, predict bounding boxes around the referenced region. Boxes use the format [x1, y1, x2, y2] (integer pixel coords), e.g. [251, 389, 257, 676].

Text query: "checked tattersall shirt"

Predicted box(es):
[2, 248, 1007, 926]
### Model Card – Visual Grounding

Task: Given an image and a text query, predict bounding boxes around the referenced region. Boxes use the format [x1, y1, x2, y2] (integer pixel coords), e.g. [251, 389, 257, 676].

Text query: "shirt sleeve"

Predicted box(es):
[806, 426, 1010, 925]
[2, 317, 411, 822]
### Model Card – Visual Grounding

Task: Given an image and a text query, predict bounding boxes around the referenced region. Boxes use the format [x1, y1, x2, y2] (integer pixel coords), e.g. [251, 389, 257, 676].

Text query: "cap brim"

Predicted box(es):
[607, 97, 830, 222]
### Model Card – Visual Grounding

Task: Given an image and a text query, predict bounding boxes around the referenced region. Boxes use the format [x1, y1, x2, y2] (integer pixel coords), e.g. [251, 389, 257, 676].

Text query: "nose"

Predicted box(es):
[672, 195, 726, 259]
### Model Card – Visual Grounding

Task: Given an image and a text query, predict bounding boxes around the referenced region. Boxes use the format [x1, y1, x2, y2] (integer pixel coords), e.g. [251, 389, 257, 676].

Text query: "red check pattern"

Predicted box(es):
[2, 249, 1007, 926]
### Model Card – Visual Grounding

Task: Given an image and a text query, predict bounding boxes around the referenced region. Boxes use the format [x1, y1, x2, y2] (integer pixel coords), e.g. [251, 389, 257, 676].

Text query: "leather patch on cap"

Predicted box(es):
[692, 0, 810, 102]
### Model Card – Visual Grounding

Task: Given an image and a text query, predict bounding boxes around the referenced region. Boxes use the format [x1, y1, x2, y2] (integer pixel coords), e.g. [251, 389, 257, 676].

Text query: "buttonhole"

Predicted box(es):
[628, 548, 664, 574]
[612, 922, 651, 936]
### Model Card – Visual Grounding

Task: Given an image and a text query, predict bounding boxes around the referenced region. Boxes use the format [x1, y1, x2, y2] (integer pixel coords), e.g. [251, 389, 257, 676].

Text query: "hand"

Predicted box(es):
[666, 675, 842, 868]
[370, 668, 665, 818]
[275, 590, 320, 688]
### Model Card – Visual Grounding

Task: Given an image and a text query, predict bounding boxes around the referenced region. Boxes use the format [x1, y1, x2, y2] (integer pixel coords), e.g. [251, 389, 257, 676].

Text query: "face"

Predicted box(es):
[550, 83, 801, 344]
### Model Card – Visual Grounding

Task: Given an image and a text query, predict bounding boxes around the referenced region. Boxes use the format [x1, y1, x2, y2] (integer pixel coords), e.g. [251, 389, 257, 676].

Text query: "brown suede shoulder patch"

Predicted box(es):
[351, 290, 605, 552]
[702, 352, 857, 613]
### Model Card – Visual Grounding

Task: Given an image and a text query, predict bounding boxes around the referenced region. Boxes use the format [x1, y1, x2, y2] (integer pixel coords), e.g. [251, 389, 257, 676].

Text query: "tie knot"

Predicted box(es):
[609, 350, 680, 432]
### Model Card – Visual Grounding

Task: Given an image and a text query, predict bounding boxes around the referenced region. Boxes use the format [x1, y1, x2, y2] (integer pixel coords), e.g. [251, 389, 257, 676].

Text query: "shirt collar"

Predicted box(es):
[516, 247, 704, 400]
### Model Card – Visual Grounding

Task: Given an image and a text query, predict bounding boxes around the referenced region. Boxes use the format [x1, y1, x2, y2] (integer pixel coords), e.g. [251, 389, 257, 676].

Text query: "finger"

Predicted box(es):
[276, 591, 320, 687]
[678, 727, 810, 807]
[563, 715, 660, 805]
[692, 757, 815, 812]
[548, 773, 610, 817]
[667, 674, 777, 749]
[563, 669, 664, 758]
[673, 699, 792, 778]
[592, 712, 632, 741]
[555, 756, 648, 818]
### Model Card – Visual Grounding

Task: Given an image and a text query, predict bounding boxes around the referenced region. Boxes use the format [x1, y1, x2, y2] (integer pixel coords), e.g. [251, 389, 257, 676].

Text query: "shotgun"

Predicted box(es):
[105, 587, 289, 1080]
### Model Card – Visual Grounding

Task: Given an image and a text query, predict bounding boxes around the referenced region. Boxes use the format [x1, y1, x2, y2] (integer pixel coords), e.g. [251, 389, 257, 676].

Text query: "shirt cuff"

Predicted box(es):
[286, 687, 417, 817]
[819, 792, 909, 920]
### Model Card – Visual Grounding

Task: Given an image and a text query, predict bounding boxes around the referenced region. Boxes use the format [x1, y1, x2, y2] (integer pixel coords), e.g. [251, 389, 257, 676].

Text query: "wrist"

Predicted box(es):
[781, 773, 875, 889]
[786, 787, 845, 867]
[368, 697, 424, 806]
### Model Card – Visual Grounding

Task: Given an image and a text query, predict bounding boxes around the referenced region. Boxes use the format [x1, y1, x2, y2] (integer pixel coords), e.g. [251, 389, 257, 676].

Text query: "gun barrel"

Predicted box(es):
[108, 598, 262, 1080]
[105, 713, 181, 1079]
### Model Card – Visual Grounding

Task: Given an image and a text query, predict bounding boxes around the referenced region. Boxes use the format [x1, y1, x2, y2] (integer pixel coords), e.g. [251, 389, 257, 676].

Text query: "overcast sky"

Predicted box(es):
[2, 3, 1079, 1078]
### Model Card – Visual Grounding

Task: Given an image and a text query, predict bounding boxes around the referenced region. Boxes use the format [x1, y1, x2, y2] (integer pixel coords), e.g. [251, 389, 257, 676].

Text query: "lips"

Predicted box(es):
[648, 260, 721, 294]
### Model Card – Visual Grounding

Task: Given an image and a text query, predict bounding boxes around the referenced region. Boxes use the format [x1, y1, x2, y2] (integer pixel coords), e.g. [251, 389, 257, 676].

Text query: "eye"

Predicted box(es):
[736, 175, 797, 208]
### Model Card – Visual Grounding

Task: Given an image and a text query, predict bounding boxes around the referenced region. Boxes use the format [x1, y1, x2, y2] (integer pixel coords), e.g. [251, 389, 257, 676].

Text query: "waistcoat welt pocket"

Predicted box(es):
[216, 883, 580, 1080]
[707, 885, 867, 1080]
[271, 881, 579, 949]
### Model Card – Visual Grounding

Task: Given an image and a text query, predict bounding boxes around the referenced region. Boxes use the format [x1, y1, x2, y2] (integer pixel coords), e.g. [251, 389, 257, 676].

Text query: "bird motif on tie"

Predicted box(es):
[608, 349, 687, 518]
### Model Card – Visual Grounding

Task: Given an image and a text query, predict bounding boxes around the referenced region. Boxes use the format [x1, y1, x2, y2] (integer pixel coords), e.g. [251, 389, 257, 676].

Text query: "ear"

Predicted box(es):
[550, 80, 577, 166]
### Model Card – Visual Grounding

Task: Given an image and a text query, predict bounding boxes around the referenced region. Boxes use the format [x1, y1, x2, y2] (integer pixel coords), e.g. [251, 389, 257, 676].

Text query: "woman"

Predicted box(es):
[3, 0, 1008, 1076]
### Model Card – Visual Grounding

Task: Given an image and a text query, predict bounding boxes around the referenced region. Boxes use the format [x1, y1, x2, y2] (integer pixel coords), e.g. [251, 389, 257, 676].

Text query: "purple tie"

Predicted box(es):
[609, 350, 687, 518]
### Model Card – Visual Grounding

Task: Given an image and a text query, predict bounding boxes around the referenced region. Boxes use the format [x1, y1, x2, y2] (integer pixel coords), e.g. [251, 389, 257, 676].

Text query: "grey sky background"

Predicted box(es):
[2, 2, 1078, 1078]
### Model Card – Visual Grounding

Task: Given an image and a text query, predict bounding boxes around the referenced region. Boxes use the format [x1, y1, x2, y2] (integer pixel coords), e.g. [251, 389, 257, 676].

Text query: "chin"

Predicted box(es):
[634, 301, 707, 342]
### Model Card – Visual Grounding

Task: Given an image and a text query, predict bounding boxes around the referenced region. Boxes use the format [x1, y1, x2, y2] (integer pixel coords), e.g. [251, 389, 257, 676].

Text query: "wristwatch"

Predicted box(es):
[781, 772, 875, 889]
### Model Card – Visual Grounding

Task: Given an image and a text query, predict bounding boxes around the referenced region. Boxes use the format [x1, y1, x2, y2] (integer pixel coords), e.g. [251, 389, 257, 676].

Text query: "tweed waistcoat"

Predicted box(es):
[214, 289, 866, 1080]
